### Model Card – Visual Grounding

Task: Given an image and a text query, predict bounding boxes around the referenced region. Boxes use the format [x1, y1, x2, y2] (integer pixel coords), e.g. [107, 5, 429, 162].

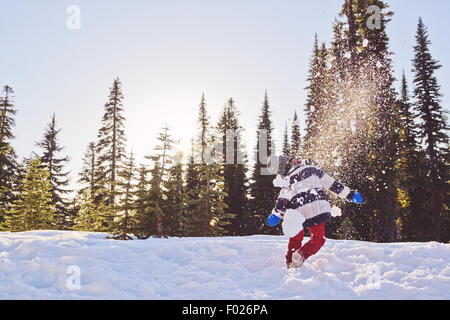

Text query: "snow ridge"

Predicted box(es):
[0, 231, 449, 299]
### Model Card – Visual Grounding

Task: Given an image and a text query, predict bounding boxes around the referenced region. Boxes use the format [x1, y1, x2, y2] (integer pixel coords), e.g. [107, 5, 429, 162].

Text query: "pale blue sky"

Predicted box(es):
[1, 1, 449, 189]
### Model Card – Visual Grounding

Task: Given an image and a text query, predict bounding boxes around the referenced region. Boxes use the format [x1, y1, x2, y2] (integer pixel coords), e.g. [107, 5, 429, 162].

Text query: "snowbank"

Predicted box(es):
[0, 230, 449, 299]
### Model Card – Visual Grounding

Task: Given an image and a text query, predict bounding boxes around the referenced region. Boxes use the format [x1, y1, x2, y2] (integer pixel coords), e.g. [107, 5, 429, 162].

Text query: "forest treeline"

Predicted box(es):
[0, 0, 448, 242]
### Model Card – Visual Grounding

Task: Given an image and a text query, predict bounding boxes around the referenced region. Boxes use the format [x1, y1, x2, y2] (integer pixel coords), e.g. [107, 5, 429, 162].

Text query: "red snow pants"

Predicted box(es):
[285, 222, 326, 264]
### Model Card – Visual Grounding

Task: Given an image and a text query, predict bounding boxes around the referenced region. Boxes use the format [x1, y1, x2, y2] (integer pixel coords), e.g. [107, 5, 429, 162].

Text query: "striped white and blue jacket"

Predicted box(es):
[273, 165, 356, 228]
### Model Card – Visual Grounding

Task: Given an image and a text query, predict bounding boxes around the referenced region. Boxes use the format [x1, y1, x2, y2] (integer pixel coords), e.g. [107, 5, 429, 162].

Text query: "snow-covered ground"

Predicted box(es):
[0, 230, 449, 299]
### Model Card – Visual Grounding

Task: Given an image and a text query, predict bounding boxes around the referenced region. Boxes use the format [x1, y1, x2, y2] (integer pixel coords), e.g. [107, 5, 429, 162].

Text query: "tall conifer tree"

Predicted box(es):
[162, 151, 186, 237]
[411, 18, 449, 242]
[145, 125, 175, 237]
[396, 72, 428, 241]
[36, 113, 71, 229]
[112, 150, 137, 240]
[249, 91, 278, 235]
[282, 123, 290, 157]
[6, 157, 54, 231]
[96, 78, 127, 207]
[290, 111, 302, 159]
[0, 86, 18, 227]
[217, 98, 249, 236]
[185, 94, 232, 236]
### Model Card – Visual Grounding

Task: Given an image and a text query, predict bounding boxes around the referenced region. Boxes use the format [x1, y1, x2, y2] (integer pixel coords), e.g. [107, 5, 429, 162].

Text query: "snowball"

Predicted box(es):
[272, 175, 290, 188]
[331, 206, 342, 217]
[282, 210, 305, 237]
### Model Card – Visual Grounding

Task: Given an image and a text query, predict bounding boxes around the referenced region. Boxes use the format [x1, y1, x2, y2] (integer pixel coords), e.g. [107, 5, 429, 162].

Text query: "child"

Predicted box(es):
[267, 155, 365, 268]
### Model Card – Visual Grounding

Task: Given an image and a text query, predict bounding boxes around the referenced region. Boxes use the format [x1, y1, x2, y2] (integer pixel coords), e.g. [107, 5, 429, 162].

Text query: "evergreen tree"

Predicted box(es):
[249, 91, 278, 235]
[303, 35, 329, 164]
[183, 139, 201, 236]
[411, 18, 450, 242]
[111, 150, 137, 240]
[0, 86, 18, 227]
[6, 157, 54, 231]
[74, 187, 112, 232]
[96, 78, 127, 206]
[134, 163, 150, 227]
[216, 98, 249, 236]
[196, 146, 231, 237]
[322, 0, 400, 242]
[153, 125, 174, 184]
[185, 94, 232, 236]
[282, 123, 290, 157]
[185, 139, 200, 193]
[198, 93, 209, 163]
[78, 142, 100, 201]
[396, 72, 428, 241]
[162, 151, 186, 237]
[36, 113, 71, 229]
[290, 111, 302, 159]
[145, 125, 175, 237]
[76, 143, 113, 233]
[355, 0, 400, 243]
[134, 160, 163, 239]
[133, 126, 176, 238]
[73, 190, 97, 231]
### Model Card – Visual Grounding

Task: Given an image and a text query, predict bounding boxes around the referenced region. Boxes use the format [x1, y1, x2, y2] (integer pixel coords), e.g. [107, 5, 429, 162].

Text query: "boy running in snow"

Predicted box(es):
[266, 155, 365, 268]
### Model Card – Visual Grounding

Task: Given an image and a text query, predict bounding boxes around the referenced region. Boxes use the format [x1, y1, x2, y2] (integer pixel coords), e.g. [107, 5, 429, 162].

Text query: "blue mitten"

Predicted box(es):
[351, 192, 365, 204]
[267, 213, 282, 227]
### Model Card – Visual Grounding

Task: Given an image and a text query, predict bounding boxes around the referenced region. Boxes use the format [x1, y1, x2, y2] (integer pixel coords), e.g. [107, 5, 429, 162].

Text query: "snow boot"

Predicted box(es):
[290, 251, 305, 269]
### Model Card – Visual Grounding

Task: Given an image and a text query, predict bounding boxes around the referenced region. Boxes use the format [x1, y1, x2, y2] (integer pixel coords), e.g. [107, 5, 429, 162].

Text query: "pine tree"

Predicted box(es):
[303, 35, 329, 164]
[290, 111, 302, 159]
[162, 151, 186, 237]
[282, 123, 290, 157]
[74, 187, 112, 232]
[303, 33, 320, 158]
[153, 125, 174, 184]
[145, 125, 175, 237]
[185, 94, 232, 236]
[134, 163, 150, 226]
[395, 72, 428, 241]
[96, 78, 127, 207]
[36, 113, 71, 229]
[183, 139, 201, 236]
[411, 18, 450, 242]
[75, 144, 113, 233]
[6, 157, 55, 231]
[78, 142, 100, 201]
[185, 139, 200, 193]
[134, 160, 163, 239]
[198, 162, 231, 237]
[324, 0, 401, 242]
[249, 91, 278, 235]
[0, 86, 18, 227]
[198, 93, 209, 163]
[111, 150, 137, 240]
[73, 190, 97, 231]
[216, 98, 249, 236]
